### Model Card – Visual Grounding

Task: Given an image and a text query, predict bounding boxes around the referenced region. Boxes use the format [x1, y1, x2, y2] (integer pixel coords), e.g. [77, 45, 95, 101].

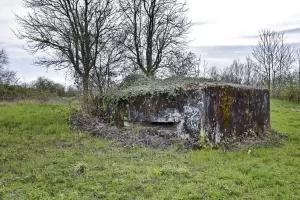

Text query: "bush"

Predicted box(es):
[0, 84, 55, 101]
[32, 77, 66, 96]
[272, 85, 300, 101]
[118, 74, 148, 89]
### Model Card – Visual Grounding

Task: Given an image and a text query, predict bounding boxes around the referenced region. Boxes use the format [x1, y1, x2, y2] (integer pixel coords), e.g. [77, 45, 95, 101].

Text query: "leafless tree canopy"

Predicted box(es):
[0, 48, 9, 67]
[252, 29, 295, 90]
[165, 50, 198, 77]
[0, 48, 19, 85]
[0, 66, 18, 85]
[220, 59, 244, 84]
[16, 0, 118, 111]
[119, 0, 192, 77]
[218, 58, 263, 87]
[89, 31, 126, 94]
[243, 56, 262, 86]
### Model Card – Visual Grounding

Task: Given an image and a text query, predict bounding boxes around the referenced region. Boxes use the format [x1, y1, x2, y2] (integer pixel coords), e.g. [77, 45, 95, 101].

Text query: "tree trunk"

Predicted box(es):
[145, 70, 154, 78]
[268, 65, 271, 91]
[272, 70, 276, 92]
[82, 74, 90, 113]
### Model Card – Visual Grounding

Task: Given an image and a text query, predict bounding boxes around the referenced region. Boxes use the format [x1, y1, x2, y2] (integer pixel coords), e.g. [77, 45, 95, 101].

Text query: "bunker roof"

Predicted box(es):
[102, 77, 265, 104]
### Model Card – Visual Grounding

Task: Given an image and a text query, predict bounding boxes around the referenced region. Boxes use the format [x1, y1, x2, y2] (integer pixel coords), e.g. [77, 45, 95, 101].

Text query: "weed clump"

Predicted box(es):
[70, 109, 198, 150]
[74, 162, 87, 175]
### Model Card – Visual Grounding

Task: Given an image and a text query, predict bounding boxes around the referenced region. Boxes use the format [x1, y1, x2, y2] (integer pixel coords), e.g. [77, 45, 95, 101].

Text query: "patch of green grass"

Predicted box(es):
[0, 99, 300, 199]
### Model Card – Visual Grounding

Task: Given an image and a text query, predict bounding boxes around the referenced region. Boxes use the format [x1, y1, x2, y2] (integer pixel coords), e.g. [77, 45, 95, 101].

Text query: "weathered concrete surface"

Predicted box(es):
[115, 83, 270, 146]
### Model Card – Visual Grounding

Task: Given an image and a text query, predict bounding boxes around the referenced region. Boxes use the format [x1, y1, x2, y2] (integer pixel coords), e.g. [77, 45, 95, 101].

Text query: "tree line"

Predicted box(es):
[1, 0, 299, 107]
[0, 51, 77, 99]
[201, 30, 300, 101]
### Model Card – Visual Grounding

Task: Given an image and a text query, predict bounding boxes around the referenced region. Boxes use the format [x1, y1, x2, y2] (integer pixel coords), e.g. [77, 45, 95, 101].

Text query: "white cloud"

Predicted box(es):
[188, 0, 300, 46]
[1, 0, 300, 78]
[187, 0, 300, 67]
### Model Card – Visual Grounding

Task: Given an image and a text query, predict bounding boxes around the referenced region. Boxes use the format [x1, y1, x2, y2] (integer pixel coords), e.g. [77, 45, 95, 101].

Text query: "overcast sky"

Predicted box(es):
[1, 0, 300, 85]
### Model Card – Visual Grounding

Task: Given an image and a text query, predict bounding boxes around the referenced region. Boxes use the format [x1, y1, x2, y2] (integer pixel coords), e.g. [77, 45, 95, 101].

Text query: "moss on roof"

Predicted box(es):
[101, 77, 212, 105]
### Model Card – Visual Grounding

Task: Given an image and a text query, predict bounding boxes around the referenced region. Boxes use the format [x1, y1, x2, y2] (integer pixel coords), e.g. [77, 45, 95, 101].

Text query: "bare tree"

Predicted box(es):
[0, 48, 19, 85]
[164, 50, 197, 77]
[219, 59, 244, 84]
[201, 59, 208, 78]
[90, 32, 126, 94]
[243, 56, 264, 86]
[243, 56, 254, 86]
[0, 48, 8, 67]
[194, 55, 201, 78]
[252, 29, 295, 90]
[208, 66, 219, 81]
[252, 29, 280, 90]
[119, 0, 192, 77]
[275, 33, 295, 88]
[0, 66, 19, 85]
[217, 57, 265, 87]
[16, 0, 117, 112]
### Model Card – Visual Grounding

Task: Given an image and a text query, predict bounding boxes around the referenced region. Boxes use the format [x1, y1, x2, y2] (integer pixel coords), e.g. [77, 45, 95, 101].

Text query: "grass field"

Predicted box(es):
[0, 99, 300, 199]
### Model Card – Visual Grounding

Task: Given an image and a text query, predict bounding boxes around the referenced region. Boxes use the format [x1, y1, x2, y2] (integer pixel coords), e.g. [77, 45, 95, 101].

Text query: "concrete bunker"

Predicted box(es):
[102, 79, 270, 146]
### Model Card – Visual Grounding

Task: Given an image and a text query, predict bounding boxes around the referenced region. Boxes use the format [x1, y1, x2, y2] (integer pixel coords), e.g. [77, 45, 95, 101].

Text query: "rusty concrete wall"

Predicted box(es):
[116, 84, 270, 146]
[203, 85, 270, 146]
[124, 94, 183, 123]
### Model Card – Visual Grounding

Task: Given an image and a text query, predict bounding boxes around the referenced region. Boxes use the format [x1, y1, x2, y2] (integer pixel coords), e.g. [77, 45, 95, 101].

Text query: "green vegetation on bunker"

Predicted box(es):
[0, 100, 300, 199]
